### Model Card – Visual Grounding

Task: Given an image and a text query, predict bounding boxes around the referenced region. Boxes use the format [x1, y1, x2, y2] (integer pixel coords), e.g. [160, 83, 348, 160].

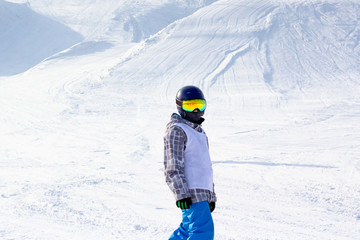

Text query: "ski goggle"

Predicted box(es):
[179, 99, 206, 112]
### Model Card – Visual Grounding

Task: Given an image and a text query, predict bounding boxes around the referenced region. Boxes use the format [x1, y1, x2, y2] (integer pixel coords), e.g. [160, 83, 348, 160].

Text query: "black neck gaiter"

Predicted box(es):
[183, 111, 205, 125]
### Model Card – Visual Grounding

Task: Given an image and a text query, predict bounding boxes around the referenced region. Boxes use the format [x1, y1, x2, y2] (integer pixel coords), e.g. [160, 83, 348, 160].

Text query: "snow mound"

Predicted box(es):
[106, 0, 360, 117]
[0, 1, 83, 76]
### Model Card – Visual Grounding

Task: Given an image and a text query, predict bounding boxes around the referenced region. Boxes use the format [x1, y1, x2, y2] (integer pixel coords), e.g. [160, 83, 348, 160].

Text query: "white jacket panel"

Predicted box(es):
[175, 122, 214, 192]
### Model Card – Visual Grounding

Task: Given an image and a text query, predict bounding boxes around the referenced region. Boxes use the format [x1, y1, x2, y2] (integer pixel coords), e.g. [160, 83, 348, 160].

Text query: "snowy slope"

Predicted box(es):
[1, 0, 360, 239]
[0, 1, 83, 75]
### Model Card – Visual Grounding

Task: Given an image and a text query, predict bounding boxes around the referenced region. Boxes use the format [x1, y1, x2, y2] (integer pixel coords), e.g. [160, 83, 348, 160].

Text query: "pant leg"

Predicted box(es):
[169, 201, 214, 240]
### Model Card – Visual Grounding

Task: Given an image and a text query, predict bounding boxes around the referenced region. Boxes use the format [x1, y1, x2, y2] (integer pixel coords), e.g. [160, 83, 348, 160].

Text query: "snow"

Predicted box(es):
[1, 0, 360, 239]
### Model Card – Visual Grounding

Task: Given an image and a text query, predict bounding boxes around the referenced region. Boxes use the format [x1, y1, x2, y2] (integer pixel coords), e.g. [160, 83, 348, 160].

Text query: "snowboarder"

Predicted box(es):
[164, 85, 216, 240]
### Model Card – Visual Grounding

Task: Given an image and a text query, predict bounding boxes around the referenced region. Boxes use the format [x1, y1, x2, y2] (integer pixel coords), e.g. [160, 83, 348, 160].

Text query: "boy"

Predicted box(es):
[164, 85, 216, 240]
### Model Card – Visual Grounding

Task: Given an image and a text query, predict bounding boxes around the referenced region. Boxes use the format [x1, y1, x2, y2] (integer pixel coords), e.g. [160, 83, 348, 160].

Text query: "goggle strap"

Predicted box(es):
[176, 98, 183, 107]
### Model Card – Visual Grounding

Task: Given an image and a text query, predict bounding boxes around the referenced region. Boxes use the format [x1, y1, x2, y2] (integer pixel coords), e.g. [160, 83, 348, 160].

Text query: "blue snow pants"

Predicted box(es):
[169, 201, 214, 240]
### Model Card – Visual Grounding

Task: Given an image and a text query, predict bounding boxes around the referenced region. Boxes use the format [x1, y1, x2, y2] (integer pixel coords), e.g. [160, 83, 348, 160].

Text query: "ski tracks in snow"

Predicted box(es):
[201, 42, 251, 90]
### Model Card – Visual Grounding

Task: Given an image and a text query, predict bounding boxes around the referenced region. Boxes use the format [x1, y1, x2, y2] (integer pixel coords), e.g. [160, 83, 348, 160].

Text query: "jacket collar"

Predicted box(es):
[171, 113, 204, 131]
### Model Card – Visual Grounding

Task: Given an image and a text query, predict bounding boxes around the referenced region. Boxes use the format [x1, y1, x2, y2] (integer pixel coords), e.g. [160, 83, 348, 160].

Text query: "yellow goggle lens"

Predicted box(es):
[182, 99, 206, 112]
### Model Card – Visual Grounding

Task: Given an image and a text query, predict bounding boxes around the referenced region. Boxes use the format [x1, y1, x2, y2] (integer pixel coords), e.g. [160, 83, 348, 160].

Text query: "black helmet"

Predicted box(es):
[175, 85, 206, 124]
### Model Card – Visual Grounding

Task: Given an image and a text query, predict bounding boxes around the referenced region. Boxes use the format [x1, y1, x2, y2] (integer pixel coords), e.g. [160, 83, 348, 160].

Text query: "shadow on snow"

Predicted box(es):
[213, 160, 337, 169]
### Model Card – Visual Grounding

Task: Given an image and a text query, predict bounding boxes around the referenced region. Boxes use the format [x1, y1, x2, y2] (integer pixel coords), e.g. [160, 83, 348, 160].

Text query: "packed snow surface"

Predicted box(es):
[1, 0, 360, 239]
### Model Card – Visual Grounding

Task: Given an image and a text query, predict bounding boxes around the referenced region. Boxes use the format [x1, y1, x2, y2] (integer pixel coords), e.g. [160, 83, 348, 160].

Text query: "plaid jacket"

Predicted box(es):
[164, 113, 217, 204]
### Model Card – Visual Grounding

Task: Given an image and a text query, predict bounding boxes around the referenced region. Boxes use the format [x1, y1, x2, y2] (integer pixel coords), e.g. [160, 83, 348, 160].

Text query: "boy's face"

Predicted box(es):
[183, 109, 204, 124]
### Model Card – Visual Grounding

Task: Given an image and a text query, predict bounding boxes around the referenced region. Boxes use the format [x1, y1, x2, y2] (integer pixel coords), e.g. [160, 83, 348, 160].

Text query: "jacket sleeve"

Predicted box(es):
[164, 125, 191, 201]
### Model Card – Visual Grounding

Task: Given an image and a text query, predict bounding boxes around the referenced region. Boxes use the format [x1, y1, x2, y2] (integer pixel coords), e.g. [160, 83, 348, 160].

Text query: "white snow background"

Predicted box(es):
[1, 0, 360, 239]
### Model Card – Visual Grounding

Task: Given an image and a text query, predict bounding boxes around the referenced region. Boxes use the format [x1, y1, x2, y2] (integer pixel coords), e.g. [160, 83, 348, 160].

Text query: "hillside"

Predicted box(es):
[1, 0, 359, 239]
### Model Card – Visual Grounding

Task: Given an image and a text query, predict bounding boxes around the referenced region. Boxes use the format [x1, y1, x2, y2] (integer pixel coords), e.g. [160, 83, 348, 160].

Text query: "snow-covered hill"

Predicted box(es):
[1, 0, 359, 239]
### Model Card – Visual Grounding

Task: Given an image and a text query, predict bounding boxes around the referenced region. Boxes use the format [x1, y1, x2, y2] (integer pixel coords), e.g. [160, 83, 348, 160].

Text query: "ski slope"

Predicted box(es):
[1, 0, 360, 239]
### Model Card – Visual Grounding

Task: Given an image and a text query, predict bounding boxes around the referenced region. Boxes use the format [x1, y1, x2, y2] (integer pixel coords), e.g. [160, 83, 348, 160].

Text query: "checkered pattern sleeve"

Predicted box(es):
[164, 125, 191, 201]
